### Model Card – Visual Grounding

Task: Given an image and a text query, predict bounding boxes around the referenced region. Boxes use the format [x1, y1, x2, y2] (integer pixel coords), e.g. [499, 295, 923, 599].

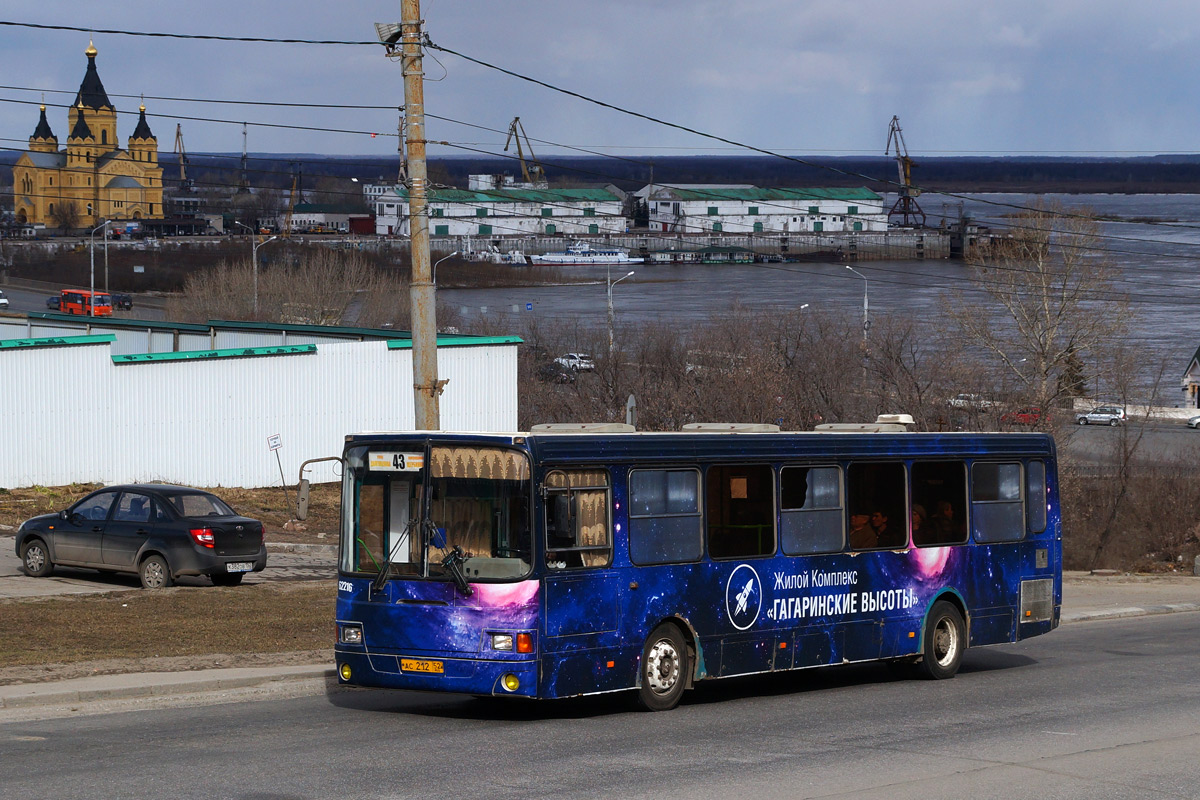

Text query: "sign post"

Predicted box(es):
[267, 434, 295, 519]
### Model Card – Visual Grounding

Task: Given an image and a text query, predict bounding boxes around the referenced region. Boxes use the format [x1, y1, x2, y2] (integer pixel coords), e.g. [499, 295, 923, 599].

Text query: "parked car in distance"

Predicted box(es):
[111, 292, 133, 310]
[45, 295, 60, 310]
[1188, 415, 1200, 429]
[15, 484, 267, 589]
[537, 361, 577, 384]
[554, 352, 595, 372]
[1076, 406, 1126, 426]
[947, 393, 995, 410]
[0, 290, 8, 309]
[1001, 406, 1046, 425]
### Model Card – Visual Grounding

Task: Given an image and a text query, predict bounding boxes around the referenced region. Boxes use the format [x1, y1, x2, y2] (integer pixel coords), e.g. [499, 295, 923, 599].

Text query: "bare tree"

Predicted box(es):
[50, 200, 80, 235]
[166, 249, 409, 326]
[946, 201, 1130, 424]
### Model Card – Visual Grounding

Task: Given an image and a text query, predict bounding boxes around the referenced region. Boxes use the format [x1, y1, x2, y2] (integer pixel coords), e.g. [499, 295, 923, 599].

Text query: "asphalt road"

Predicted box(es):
[1, 612, 1197, 800]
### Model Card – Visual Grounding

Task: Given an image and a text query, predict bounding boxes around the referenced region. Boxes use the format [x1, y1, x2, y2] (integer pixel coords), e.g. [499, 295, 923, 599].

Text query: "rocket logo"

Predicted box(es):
[725, 564, 762, 631]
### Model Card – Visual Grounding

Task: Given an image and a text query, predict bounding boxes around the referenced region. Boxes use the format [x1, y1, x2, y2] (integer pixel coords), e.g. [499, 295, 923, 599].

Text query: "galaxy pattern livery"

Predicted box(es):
[334, 429, 1061, 709]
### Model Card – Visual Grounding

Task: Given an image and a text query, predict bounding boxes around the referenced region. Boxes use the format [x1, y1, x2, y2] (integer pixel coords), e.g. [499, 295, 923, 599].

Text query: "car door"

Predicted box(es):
[102, 491, 156, 569]
[55, 491, 118, 565]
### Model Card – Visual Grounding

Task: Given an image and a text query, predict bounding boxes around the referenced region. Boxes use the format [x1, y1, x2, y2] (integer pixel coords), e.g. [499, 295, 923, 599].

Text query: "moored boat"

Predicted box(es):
[529, 241, 643, 266]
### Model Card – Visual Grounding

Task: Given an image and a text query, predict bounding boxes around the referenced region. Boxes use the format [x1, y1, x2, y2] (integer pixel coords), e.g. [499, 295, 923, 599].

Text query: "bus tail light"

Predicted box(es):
[516, 633, 533, 653]
[189, 528, 215, 548]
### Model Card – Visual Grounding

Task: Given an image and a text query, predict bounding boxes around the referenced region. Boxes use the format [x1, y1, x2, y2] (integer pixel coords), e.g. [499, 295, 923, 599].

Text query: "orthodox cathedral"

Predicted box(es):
[13, 41, 163, 229]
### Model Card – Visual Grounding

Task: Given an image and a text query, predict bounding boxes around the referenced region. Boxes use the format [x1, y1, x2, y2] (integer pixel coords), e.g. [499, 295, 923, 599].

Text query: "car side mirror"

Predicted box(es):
[59, 509, 69, 521]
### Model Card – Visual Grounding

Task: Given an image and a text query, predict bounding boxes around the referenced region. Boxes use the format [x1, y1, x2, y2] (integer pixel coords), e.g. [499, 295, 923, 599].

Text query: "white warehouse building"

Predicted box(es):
[647, 186, 887, 234]
[375, 186, 630, 237]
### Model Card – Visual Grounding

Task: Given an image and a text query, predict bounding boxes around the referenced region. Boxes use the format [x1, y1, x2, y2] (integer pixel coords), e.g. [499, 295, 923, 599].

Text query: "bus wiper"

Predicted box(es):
[440, 546, 474, 597]
[371, 517, 418, 593]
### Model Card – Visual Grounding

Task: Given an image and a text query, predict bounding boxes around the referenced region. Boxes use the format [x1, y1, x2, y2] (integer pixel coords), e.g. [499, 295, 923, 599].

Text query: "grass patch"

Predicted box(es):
[0, 583, 333, 669]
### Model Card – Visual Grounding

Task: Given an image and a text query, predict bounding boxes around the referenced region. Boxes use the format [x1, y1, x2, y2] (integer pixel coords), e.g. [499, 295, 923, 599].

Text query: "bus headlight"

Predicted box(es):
[502, 673, 520, 692]
[491, 633, 514, 651]
[339, 663, 352, 681]
[339, 624, 363, 644]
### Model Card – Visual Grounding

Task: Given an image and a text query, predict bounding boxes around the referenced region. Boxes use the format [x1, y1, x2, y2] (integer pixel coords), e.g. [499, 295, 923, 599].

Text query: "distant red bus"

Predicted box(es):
[60, 290, 112, 317]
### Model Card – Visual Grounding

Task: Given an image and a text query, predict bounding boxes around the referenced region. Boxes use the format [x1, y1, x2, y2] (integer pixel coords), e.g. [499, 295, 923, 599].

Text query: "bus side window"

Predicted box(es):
[971, 462, 1025, 542]
[706, 464, 775, 559]
[780, 466, 843, 555]
[544, 469, 611, 569]
[1026, 461, 1047, 533]
[911, 461, 968, 547]
[628, 468, 702, 565]
[845, 462, 907, 550]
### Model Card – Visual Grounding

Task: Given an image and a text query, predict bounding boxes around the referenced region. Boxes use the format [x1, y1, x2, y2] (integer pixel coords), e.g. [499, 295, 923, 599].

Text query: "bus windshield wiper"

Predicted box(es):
[439, 545, 474, 597]
[371, 517, 417, 593]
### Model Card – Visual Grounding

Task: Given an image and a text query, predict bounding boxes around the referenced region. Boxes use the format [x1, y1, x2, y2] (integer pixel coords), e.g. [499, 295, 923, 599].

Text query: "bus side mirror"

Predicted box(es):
[296, 479, 310, 520]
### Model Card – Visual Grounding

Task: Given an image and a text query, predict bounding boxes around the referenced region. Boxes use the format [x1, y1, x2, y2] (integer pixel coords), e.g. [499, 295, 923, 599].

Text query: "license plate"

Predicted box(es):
[226, 562, 254, 573]
[401, 658, 444, 674]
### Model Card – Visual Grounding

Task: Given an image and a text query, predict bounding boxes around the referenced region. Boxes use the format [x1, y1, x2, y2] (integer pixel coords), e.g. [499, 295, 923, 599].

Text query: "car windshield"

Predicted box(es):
[341, 443, 532, 582]
[168, 492, 236, 517]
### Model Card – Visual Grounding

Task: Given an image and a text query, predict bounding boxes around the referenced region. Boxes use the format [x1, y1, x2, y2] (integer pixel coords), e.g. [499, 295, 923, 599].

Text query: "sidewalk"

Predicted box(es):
[1, 570, 1197, 717]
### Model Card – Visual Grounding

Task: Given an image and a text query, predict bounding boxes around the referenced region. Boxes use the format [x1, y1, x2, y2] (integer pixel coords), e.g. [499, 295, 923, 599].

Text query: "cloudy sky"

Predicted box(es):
[2, 1, 1199, 165]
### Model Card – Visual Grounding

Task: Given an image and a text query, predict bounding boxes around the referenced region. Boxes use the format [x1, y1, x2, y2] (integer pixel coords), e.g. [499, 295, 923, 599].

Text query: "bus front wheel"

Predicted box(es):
[918, 600, 966, 679]
[638, 623, 689, 711]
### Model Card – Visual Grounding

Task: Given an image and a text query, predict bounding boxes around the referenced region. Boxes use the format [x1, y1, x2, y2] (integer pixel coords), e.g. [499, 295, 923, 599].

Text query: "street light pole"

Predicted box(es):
[607, 267, 635, 358]
[103, 224, 110, 293]
[432, 251, 459, 285]
[845, 265, 869, 351]
[235, 221, 276, 316]
[88, 221, 110, 318]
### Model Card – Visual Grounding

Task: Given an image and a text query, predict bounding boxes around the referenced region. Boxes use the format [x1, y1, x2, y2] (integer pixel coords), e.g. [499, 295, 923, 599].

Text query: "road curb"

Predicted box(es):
[0, 665, 336, 709]
[1062, 602, 1200, 624]
[267, 541, 336, 556]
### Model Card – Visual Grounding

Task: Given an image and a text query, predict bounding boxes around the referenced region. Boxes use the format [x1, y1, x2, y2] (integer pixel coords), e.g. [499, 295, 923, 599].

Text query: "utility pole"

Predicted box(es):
[378, 0, 441, 430]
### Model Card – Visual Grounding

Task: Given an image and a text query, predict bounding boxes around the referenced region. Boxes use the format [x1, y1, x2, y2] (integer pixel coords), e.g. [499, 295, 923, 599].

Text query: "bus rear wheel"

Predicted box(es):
[918, 600, 966, 679]
[637, 623, 689, 711]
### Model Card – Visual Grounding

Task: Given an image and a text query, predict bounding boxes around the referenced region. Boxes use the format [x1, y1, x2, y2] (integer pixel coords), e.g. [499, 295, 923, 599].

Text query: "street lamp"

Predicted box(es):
[607, 268, 635, 357]
[432, 251, 459, 285]
[88, 220, 111, 317]
[844, 265, 869, 350]
[235, 221, 277, 316]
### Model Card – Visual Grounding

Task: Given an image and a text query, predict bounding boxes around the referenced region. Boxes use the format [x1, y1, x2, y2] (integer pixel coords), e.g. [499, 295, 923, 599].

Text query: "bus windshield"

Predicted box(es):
[341, 443, 532, 582]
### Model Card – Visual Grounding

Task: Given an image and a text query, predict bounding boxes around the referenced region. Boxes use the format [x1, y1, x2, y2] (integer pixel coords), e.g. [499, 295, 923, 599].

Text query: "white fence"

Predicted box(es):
[0, 336, 518, 489]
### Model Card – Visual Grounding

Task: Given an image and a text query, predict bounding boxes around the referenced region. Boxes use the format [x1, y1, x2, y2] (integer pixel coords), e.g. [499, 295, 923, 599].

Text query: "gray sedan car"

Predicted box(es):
[1076, 406, 1126, 426]
[15, 484, 266, 589]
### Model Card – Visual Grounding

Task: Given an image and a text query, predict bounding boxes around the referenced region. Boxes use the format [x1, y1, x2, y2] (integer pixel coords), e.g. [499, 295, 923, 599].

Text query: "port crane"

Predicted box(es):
[173, 124, 193, 191]
[504, 117, 547, 187]
[885, 115, 925, 228]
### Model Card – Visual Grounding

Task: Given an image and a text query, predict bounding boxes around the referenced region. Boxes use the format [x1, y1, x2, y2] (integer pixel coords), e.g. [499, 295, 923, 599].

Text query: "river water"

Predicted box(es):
[441, 193, 1200, 401]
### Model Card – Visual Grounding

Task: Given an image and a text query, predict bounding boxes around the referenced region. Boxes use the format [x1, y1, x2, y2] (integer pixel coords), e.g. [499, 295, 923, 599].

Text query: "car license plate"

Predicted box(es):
[226, 562, 254, 573]
[400, 658, 444, 674]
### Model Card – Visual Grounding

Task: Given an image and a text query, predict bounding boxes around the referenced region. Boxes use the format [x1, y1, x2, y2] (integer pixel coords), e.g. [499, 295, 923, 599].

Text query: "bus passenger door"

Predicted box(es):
[541, 470, 619, 638]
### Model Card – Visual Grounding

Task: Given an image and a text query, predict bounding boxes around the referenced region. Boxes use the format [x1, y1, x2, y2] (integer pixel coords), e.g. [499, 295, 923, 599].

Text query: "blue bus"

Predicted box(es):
[334, 421, 1060, 711]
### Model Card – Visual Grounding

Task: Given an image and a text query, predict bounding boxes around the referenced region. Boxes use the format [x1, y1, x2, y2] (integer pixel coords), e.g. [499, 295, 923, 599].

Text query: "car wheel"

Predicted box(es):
[139, 555, 173, 589]
[1109, 419, 1119, 427]
[1077, 418, 1088, 425]
[211, 572, 244, 587]
[637, 623, 690, 711]
[21, 538, 53, 578]
[917, 600, 966, 680]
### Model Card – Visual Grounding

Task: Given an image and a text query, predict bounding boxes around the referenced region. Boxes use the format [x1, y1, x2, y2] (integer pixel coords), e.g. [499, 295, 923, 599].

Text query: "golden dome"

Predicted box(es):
[85, 39, 97, 58]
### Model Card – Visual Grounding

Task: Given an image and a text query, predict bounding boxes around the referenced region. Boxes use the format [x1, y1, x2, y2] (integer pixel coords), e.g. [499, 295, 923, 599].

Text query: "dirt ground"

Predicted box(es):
[0, 483, 340, 545]
[0, 583, 333, 684]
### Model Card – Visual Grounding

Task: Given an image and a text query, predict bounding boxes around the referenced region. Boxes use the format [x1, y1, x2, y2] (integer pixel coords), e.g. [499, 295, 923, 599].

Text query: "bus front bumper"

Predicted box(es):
[334, 648, 539, 698]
